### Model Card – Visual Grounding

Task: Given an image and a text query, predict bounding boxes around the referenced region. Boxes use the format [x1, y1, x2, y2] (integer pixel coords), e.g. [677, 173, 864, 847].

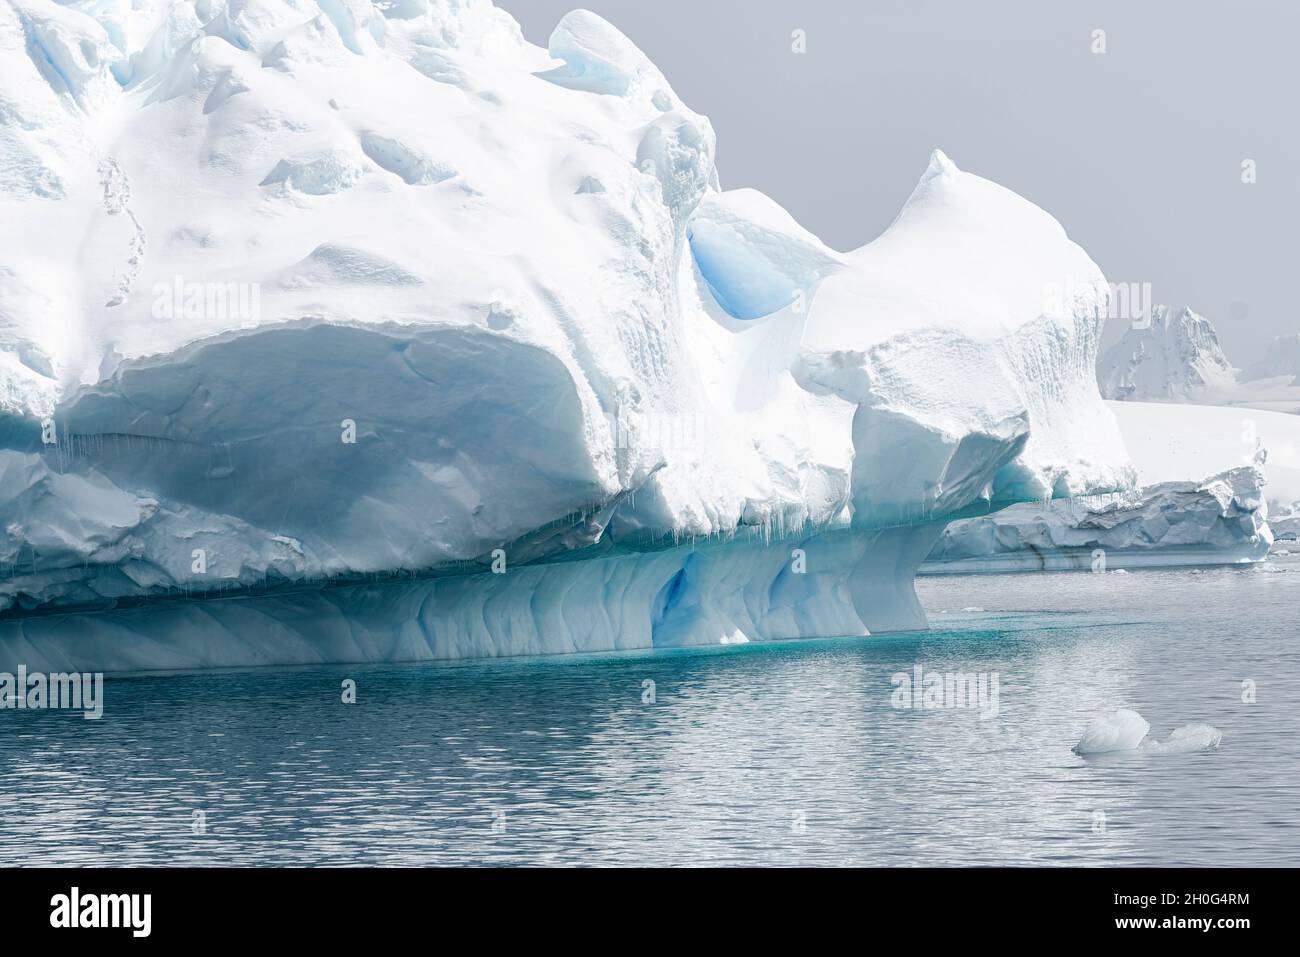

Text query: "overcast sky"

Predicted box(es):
[497, 0, 1298, 365]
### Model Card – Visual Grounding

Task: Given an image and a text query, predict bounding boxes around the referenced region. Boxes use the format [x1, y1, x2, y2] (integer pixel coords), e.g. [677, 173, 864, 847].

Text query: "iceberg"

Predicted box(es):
[923, 466, 1272, 573]
[0, 1, 1132, 672]
[1272, 506, 1300, 542]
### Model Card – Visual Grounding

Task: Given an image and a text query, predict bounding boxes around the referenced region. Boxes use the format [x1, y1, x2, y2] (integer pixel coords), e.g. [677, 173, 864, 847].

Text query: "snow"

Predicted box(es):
[1241, 334, 1300, 387]
[1107, 401, 1300, 509]
[1097, 305, 1235, 403]
[924, 466, 1272, 573]
[1098, 307, 1300, 414]
[1, 1, 1133, 671]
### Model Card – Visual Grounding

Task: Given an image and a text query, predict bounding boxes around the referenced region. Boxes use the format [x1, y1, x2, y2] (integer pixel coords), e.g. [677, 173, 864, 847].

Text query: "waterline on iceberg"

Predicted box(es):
[0, 522, 947, 673]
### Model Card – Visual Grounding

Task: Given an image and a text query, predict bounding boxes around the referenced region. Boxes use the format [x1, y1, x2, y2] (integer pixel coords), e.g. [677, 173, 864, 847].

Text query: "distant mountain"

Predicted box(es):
[1097, 305, 1237, 402]
[1241, 335, 1300, 386]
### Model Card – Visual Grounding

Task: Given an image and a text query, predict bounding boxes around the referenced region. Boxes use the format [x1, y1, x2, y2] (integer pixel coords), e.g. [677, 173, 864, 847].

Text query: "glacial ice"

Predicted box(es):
[923, 466, 1272, 573]
[1272, 506, 1300, 542]
[1073, 710, 1222, 756]
[1140, 723, 1223, 755]
[0, 1, 1134, 671]
[1072, 709, 1150, 755]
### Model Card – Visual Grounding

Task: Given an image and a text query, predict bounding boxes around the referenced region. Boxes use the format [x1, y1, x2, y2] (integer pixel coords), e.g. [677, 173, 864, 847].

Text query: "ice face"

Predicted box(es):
[925, 466, 1273, 573]
[687, 188, 844, 321]
[0, 2, 1133, 670]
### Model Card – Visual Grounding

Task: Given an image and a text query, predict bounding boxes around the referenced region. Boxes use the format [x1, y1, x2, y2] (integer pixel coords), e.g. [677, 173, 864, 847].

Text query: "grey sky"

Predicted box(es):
[497, 0, 1298, 366]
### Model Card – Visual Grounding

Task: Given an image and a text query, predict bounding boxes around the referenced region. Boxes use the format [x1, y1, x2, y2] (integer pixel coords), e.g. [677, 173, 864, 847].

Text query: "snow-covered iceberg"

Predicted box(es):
[0, 1, 1131, 671]
[923, 466, 1272, 573]
[1271, 506, 1300, 542]
[1107, 400, 1300, 514]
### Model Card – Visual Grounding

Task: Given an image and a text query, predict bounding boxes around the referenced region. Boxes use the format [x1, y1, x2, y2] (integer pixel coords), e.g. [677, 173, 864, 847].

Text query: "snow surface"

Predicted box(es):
[923, 466, 1271, 573]
[1107, 401, 1300, 509]
[0, 1, 1133, 670]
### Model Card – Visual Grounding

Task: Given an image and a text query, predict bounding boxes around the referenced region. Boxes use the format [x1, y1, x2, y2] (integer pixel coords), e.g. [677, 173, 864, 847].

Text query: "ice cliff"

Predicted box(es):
[923, 466, 1272, 573]
[0, 0, 1132, 671]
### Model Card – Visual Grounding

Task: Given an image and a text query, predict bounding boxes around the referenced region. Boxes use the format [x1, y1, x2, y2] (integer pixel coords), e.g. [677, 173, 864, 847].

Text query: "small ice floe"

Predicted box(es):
[1072, 708, 1149, 754]
[1139, 723, 1223, 754]
[961, 606, 985, 613]
[1072, 709, 1222, 756]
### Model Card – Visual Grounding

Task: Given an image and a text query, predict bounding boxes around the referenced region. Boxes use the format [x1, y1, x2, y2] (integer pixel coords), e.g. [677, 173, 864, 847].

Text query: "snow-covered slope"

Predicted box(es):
[1097, 305, 1236, 403]
[1242, 335, 1300, 387]
[0, 1, 1131, 670]
[1236, 335, 1300, 414]
[1107, 401, 1300, 507]
[923, 466, 1271, 573]
[1097, 309, 1300, 415]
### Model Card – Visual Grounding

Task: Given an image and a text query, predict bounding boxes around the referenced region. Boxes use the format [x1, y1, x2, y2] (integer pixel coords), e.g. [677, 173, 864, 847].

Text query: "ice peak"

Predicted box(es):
[1098, 304, 1236, 402]
[924, 148, 959, 180]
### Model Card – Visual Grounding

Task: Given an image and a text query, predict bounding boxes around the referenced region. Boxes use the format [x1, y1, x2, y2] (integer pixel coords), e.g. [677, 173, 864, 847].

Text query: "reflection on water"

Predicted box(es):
[2, 556, 1297, 866]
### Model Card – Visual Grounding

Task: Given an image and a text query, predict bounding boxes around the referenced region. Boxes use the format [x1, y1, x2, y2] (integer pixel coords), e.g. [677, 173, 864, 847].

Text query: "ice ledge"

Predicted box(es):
[921, 466, 1272, 574]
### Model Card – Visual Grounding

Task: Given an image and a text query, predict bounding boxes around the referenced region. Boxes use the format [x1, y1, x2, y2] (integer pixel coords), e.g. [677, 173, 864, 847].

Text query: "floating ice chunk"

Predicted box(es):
[1140, 723, 1223, 754]
[1072, 708, 1150, 754]
[1074, 710, 1223, 755]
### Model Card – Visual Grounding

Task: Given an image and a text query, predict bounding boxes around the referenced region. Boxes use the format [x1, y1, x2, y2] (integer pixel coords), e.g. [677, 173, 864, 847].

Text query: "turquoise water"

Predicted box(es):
[2, 555, 1297, 866]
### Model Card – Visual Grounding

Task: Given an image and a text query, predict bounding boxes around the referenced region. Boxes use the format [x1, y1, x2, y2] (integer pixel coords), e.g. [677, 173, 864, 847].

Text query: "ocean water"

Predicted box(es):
[2, 554, 1297, 866]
